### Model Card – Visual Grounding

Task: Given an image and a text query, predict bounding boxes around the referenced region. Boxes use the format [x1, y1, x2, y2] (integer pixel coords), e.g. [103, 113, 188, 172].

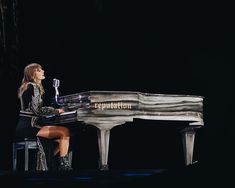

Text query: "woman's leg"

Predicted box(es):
[54, 139, 60, 156]
[36, 126, 70, 157]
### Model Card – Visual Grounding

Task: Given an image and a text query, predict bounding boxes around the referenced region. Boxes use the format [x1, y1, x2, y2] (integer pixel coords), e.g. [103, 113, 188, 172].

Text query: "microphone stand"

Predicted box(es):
[53, 78, 61, 108]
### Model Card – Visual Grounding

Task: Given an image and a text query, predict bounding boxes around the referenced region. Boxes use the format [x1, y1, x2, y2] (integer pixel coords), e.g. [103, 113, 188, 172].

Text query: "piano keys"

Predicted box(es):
[48, 91, 204, 170]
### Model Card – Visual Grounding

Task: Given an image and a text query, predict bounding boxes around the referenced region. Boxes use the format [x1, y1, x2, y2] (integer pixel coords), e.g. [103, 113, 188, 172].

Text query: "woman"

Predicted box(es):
[16, 63, 72, 171]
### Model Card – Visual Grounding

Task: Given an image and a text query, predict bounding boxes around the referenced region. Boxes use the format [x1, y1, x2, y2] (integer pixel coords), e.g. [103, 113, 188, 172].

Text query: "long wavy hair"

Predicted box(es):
[18, 63, 45, 98]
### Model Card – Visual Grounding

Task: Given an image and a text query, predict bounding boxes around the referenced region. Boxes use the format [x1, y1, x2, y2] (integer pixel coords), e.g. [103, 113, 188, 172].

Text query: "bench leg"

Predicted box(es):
[24, 142, 29, 171]
[12, 144, 17, 171]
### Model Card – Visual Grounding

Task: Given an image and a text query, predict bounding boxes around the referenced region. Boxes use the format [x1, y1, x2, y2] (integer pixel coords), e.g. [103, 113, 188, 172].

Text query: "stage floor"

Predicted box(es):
[0, 164, 231, 188]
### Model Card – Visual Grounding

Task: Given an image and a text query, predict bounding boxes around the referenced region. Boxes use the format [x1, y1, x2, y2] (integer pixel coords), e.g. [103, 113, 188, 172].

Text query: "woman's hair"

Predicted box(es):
[17, 63, 45, 98]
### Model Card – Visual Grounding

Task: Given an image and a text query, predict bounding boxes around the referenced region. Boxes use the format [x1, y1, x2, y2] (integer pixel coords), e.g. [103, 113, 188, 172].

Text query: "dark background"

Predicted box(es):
[0, 0, 234, 173]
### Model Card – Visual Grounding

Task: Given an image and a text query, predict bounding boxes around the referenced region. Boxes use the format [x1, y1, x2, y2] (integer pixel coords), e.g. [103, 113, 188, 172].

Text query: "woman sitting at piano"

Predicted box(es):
[15, 63, 72, 171]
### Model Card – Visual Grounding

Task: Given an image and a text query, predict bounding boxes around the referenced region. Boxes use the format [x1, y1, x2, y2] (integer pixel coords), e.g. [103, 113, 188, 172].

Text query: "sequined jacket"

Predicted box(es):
[20, 82, 59, 128]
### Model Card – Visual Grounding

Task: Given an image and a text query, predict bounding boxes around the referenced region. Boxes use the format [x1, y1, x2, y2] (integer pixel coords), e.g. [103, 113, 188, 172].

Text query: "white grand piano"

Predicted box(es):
[46, 90, 204, 170]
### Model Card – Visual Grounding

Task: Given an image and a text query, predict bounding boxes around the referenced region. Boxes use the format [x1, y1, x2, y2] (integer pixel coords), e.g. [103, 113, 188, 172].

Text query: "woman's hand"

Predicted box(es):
[56, 108, 65, 114]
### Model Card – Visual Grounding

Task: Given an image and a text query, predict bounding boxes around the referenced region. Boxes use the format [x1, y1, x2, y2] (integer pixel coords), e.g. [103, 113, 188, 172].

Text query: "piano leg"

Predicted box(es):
[97, 129, 110, 171]
[181, 127, 199, 166]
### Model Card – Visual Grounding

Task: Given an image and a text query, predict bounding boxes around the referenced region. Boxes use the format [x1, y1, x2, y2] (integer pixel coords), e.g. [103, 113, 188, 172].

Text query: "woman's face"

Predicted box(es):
[34, 67, 45, 83]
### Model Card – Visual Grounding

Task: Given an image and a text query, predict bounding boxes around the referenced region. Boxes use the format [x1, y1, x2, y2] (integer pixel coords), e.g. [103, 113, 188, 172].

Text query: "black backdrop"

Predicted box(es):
[0, 1, 233, 172]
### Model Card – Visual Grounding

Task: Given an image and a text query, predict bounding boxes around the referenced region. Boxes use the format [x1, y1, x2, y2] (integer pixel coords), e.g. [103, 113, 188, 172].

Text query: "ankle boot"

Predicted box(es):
[58, 154, 73, 171]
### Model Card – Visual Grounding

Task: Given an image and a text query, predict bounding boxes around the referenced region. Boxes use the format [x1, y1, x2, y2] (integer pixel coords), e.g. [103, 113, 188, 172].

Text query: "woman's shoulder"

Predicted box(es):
[22, 82, 38, 95]
[25, 82, 35, 91]
[27, 82, 37, 87]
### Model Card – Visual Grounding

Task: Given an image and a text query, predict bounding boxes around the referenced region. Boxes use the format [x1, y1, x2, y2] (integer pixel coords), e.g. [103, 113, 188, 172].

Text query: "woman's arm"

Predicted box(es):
[27, 83, 63, 116]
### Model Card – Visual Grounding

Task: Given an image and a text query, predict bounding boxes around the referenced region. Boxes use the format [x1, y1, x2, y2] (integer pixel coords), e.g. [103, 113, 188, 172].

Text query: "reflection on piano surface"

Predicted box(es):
[47, 91, 204, 170]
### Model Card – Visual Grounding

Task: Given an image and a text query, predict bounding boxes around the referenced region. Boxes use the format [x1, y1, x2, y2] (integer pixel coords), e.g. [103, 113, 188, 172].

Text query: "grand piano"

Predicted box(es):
[47, 90, 204, 170]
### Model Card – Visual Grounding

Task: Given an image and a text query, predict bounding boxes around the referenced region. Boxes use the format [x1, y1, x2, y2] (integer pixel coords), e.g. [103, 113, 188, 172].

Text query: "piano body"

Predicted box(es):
[48, 90, 204, 170]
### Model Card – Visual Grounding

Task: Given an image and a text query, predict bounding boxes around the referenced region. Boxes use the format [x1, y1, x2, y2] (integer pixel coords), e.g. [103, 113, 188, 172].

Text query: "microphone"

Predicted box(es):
[52, 78, 64, 109]
[53, 78, 60, 102]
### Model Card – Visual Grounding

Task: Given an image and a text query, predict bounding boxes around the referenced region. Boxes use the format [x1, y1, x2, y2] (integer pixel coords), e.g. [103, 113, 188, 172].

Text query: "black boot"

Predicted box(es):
[58, 154, 73, 171]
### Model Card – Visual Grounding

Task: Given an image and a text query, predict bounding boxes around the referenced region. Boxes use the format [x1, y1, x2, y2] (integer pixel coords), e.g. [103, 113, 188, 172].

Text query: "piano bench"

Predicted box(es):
[12, 138, 73, 171]
[12, 138, 38, 171]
